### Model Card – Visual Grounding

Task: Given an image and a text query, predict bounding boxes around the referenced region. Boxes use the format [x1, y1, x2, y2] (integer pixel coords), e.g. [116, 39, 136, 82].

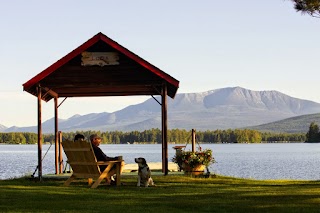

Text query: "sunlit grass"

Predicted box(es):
[1, 175, 320, 212]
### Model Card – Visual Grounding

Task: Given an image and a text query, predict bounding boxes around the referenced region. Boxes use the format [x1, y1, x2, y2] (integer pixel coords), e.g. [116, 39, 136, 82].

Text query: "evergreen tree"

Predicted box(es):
[305, 122, 320, 142]
[289, 0, 320, 18]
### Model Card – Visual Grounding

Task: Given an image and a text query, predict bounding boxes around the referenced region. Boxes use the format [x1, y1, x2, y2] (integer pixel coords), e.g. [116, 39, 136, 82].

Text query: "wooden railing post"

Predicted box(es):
[192, 129, 196, 152]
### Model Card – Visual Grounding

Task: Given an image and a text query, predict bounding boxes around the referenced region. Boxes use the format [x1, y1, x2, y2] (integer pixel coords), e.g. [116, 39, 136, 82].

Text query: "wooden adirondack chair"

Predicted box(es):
[62, 140, 123, 188]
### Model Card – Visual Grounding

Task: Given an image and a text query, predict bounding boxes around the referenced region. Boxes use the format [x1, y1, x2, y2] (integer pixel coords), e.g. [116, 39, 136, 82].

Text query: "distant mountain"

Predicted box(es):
[246, 113, 320, 133]
[0, 124, 7, 132]
[3, 87, 320, 133]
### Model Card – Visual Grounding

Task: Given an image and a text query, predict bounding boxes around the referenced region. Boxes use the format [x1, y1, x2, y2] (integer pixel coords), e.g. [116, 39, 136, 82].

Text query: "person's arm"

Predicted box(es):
[92, 145, 118, 161]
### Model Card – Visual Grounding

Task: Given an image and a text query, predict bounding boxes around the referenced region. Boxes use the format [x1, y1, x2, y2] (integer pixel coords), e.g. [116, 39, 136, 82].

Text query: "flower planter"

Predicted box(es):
[183, 164, 206, 176]
[172, 148, 215, 176]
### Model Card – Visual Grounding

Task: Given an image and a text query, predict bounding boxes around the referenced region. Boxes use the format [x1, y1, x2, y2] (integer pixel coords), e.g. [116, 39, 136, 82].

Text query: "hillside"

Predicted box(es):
[2, 87, 320, 133]
[246, 113, 320, 133]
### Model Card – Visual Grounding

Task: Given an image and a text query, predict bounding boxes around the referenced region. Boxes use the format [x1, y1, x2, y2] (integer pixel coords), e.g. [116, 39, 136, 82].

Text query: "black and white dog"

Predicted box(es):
[134, 157, 155, 187]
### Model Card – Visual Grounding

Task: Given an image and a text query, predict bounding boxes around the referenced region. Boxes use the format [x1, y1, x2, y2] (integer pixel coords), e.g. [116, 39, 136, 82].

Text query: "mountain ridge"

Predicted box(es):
[2, 87, 320, 133]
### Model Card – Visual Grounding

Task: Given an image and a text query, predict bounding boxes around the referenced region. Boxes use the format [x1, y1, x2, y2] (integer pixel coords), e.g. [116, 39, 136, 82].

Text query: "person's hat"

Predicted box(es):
[90, 134, 102, 141]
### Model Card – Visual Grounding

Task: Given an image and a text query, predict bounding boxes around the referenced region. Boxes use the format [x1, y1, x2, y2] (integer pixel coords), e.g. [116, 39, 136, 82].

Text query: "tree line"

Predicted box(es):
[0, 128, 307, 144]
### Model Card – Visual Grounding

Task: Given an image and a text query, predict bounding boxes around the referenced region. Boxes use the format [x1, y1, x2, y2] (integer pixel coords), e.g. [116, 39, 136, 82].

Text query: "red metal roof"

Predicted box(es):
[23, 32, 179, 101]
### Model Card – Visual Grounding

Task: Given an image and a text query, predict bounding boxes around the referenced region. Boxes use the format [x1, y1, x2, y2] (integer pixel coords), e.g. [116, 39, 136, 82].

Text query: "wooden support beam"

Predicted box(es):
[43, 87, 58, 98]
[37, 85, 42, 181]
[54, 97, 59, 174]
[161, 83, 168, 175]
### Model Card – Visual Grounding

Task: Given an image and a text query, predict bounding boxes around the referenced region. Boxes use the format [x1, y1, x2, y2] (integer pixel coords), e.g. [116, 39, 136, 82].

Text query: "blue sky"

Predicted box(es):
[0, 0, 319, 127]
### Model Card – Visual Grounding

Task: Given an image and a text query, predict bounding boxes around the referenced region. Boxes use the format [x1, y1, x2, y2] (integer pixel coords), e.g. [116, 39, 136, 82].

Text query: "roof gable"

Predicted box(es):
[23, 32, 179, 101]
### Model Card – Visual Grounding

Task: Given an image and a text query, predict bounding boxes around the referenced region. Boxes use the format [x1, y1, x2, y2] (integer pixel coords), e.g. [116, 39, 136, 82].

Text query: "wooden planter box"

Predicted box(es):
[183, 164, 206, 176]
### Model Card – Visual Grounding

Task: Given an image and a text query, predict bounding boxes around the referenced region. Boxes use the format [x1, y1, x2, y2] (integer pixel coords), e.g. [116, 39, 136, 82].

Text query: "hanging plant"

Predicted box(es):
[172, 148, 215, 169]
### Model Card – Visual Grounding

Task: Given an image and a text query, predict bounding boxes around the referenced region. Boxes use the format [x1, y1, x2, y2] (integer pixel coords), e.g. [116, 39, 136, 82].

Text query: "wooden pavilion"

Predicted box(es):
[23, 32, 179, 179]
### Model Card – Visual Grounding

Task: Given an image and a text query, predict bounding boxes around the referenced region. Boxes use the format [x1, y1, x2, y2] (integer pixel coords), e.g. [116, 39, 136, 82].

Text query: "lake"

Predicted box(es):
[1, 143, 320, 180]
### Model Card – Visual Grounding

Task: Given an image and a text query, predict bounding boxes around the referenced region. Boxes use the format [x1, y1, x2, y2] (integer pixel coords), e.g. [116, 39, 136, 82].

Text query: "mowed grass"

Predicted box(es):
[1, 174, 320, 212]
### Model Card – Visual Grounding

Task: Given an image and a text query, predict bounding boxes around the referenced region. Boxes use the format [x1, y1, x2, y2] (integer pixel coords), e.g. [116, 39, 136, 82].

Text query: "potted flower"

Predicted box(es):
[172, 148, 215, 176]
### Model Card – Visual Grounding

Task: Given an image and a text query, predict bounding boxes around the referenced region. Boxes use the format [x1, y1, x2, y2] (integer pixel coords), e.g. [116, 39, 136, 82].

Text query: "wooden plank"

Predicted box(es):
[67, 162, 100, 166]
[63, 147, 92, 151]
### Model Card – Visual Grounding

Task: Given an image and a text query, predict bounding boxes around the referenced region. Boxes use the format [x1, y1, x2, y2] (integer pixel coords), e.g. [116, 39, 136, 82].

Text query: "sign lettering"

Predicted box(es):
[81, 52, 119, 66]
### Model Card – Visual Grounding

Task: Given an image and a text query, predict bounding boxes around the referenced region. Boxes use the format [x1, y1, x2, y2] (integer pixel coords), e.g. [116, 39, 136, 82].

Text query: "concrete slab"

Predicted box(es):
[124, 162, 179, 172]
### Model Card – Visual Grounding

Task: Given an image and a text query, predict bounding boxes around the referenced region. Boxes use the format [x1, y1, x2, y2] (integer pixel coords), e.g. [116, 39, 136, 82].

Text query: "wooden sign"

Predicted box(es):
[81, 51, 119, 66]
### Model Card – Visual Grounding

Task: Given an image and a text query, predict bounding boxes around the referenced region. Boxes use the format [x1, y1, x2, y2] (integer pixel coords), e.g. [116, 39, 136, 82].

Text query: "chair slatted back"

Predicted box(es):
[62, 140, 101, 178]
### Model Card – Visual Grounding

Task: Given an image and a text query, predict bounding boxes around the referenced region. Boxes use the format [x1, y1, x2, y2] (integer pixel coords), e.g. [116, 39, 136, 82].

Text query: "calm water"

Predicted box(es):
[1, 143, 320, 180]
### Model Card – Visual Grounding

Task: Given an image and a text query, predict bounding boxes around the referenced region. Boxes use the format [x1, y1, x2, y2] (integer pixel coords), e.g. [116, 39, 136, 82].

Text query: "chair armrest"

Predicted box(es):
[96, 160, 123, 165]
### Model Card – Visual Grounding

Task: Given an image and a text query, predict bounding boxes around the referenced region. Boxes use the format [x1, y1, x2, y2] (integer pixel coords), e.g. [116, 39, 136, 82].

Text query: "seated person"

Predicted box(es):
[89, 134, 124, 184]
[74, 133, 85, 142]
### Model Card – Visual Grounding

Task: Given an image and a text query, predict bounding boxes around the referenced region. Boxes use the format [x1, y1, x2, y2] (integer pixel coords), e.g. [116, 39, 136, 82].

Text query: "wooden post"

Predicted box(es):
[192, 129, 196, 152]
[54, 97, 59, 174]
[37, 85, 42, 181]
[161, 83, 168, 175]
[58, 131, 63, 173]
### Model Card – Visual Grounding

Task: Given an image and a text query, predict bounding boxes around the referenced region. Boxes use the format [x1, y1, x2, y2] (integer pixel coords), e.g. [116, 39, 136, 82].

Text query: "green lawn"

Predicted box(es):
[1, 174, 320, 212]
